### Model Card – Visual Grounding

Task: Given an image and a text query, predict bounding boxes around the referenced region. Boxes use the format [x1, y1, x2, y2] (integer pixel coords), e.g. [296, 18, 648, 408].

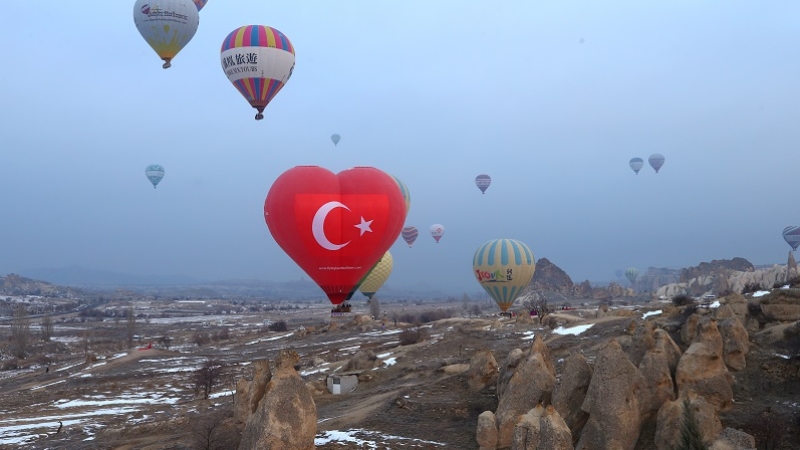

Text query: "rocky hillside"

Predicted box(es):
[633, 267, 681, 293]
[1, 273, 82, 298]
[680, 257, 755, 283]
[525, 259, 634, 301]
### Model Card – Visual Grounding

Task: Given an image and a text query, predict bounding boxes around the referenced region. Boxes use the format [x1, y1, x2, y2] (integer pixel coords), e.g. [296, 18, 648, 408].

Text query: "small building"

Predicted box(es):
[326, 374, 358, 395]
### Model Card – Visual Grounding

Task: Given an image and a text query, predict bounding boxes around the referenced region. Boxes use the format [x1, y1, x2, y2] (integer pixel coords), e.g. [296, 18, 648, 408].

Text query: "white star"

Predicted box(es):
[354, 216, 373, 236]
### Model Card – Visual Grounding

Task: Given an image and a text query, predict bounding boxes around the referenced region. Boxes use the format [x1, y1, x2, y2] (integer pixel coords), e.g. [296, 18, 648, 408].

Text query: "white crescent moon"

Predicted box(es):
[312, 201, 351, 250]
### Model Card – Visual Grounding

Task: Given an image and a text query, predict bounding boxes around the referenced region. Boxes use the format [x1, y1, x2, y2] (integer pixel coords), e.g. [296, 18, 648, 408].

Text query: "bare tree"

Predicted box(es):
[40, 314, 54, 342]
[194, 359, 225, 400]
[10, 305, 31, 359]
[189, 409, 240, 450]
[126, 305, 136, 348]
[369, 296, 381, 318]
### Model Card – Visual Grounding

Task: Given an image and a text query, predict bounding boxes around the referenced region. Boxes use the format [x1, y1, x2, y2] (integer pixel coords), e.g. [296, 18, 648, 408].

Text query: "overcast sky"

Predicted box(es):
[2, 1, 800, 293]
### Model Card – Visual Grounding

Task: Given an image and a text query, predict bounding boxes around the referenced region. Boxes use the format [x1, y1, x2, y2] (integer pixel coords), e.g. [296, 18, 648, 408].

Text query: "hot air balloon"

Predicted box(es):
[331, 134, 341, 146]
[401, 226, 418, 247]
[629, 158, 644, 175]
[615, 269, 624, 279]
[145, 165, 165, 189]
[475, 174, 491, 194]
[192, 0, 208, 10]
[389, 174, 411, 215]
[133, 0, 199, 69]
[264, 166, 405, 306]
[783, 226, 800, 251]
[625, 267, 639, 285]
[430, 224, 445, 243]
[221, 25, 295, 121]
[473, 239, 536, 312]
[359, 251, 393, 299]
[649, 154, 665, 173]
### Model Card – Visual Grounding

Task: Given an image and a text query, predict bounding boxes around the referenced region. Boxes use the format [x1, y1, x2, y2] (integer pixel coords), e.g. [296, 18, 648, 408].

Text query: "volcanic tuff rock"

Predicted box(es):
[654, 394, 722, 450]
[238, 350, 316, 450]
[234, 360, 272, 425]
[552, 352, 592, 433]
[675, 318, 734, 411]
[714, 305, 750, 371]
[759, 289, 800, 321]
[468, 349, 499, 392]
[575, 339, 647, 450]
[527, 258, 574, 296]
[476, 411, 498, 450]
[511, 404, 574, 450]
[495, 336, 557, 448]
[633, 267, 681, 293]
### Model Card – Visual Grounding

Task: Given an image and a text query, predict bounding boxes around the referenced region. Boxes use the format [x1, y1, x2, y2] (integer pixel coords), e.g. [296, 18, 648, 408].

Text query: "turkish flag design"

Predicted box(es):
[264, 166, 406, 305]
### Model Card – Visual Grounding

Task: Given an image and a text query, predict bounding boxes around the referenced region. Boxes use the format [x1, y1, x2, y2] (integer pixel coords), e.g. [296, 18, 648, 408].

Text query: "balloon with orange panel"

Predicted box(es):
[264, 166, 406, 305]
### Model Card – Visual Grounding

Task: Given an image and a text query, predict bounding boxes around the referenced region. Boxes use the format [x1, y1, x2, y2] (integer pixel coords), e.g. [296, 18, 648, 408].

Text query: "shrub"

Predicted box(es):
[672, 295, 694, 307]
[542, 315, 558, 330]
[675, 398, 709, 450]
[742, 282, 763, 294]
[1, 359, 19, 371]
[192, 332, 210, 346]
[399, 327, 430, 346]
[745, 410, 787, 450]
[193, 359, 225, 400]
[268, 320, 288, 332]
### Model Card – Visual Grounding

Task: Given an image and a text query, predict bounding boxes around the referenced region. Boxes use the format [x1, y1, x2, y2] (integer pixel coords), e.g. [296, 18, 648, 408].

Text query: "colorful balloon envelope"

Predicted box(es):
[401, 226, 418, 247]
[783, 226, 800, 251]
[475, 174, 491, 194]
[264, 166, 406, 305]
[389, 174, 411, 216]
[331, 134, 341, 146]
[430, 224, 445, 243]
[145, 164, 165, 188]
[358, 251, 393, 299]
[473, 239, 536, 312]
[133, 0, 199, 69]
[625, 267, 639, 284]
[192, 0, 207, 10]
[648, 154, 665, 173]
[629, 158, 644, 175]
[221, 25, 296, 120]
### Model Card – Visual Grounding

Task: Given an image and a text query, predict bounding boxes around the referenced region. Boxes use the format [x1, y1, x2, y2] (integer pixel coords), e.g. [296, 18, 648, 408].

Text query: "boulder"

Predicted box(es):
[575, 340, 646, 450]
[512, 404, 544, 450]
[654, 329, 682, 376]
[468, 349, 499, 392]
[638, 334, 677, 418]
[238, 350, 316, 450]
[618, 320, 655, 367]
[710, 427, 756, 450]
[234, 360, 271, 425]
[675, 318, 733, 411]
[654, 395, 722, 450]
[681, 313, 702, 346]
[552, 352, 592, 433]
[498, 348, 525, 399]
[476, 411, 498, 450]
[538, 405, 574, 450]
[760, 290, 800, 321]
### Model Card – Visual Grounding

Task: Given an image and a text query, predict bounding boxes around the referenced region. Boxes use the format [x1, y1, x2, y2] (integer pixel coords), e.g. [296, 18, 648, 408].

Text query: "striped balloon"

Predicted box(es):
[648, 154, 665, 173]
[625, 267, 639, 285]
[473, 239, 536, 312]
[145, 164, 165, 189]
[359, 251, 393, 299]
[192, 0, 208, 10]
[221, 25, 296, 120]
[783, 226, 800, 251]
[401, 226, 418, 247]
[629, 158, 644, 175]
[475, 174, 491, 194]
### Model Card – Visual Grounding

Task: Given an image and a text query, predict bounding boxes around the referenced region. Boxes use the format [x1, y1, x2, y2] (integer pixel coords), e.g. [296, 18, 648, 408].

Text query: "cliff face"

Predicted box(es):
[680, 258, 754, 283]
[527, 258, 574, 296]
[634, 267, 681, 293]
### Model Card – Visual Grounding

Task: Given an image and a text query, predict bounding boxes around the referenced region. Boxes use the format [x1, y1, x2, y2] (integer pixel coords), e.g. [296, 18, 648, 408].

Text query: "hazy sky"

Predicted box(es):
[2, 1, 800, 293]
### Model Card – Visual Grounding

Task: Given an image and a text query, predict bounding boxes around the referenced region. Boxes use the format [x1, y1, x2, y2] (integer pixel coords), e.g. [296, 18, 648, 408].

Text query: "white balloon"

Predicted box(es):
[133, 0, 199, 69]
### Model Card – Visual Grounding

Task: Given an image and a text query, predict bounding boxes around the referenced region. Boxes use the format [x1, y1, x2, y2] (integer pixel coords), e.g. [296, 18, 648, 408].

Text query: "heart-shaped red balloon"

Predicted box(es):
[264, 166, 406, 305]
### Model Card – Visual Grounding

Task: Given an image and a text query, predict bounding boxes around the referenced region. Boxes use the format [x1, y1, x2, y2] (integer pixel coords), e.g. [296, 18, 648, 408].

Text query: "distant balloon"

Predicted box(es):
[192, 0, 208, 11]
[430, 224, 445, 243]
[221, 25, 295, 120]
[475, 174, 491, 194]
[359, 251, 393, 299]
[331, 134, 341, 146]
[629, 158, 644, 175]
[473, 239, 536, 312]
[649, 154, 665, 173]
[133, 0, 199, 69]
[615, 269, 623, 279]
[783, 226, 800, 251]
[625, 267, 639, 285]
[145, 165, 165, 189]
[401, 226, 418, 247]
[389, 174, 411, 215]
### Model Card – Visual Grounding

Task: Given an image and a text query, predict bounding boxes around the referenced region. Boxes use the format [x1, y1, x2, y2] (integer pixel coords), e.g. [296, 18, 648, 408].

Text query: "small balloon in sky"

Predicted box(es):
[629, 158, 644, 175]
[331, 134, 341, 146]
[649, 154, 665, 173]
[145, 165, 165, 189]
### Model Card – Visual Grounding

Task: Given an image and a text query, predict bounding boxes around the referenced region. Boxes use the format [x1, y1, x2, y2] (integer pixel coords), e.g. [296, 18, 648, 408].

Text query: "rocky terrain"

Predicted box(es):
[1, 266, 799, 449]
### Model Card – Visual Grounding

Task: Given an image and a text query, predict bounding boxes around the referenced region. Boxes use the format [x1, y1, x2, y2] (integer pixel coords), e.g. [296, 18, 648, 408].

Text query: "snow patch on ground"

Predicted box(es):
[553, 324, 594, 336]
